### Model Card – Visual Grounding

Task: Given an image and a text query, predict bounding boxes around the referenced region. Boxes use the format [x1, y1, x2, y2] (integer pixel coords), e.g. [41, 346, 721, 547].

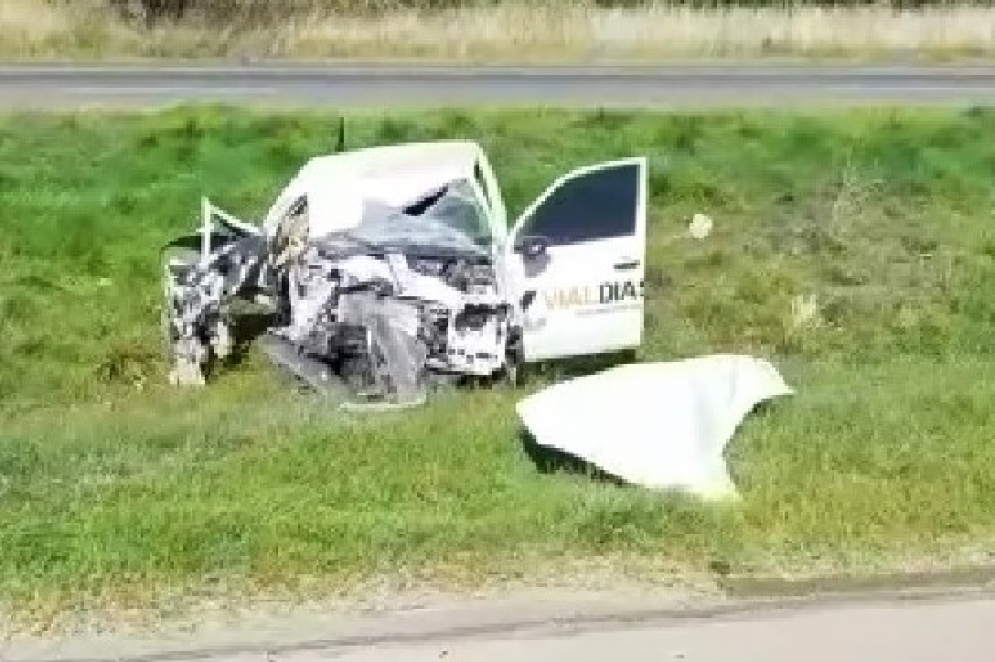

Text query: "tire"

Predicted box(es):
[497, 338, 525, 389]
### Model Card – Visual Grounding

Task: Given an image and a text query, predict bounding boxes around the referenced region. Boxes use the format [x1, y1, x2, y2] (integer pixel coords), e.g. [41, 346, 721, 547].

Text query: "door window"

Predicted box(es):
[519, 163, 640, 247]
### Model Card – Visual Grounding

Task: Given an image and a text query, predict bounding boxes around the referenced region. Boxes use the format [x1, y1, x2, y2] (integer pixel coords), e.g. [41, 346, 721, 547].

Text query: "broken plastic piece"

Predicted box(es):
[689, 213, 713, 240]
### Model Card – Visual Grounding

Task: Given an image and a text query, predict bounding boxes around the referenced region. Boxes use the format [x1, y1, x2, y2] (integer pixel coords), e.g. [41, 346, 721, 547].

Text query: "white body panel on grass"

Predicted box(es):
[515, 354, 794, 500]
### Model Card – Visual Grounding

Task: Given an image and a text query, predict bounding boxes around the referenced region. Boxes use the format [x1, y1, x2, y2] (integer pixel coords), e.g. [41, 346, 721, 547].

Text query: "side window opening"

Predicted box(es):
[271, 195, 309, 267]
[473, 162, 489, 206]
[521, 163, 639, 246]
[474, 161, 507, 232]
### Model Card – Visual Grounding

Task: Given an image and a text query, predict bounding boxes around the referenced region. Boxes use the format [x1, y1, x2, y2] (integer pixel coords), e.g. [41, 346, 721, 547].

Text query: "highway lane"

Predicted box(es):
[1, 63, 995, 108]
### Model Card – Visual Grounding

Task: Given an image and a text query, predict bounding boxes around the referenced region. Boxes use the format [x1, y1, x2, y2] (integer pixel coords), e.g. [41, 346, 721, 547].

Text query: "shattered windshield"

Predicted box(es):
[414, 179, 492, 247]
[345, 194, 490, 259]
[313, 178, 495, 260]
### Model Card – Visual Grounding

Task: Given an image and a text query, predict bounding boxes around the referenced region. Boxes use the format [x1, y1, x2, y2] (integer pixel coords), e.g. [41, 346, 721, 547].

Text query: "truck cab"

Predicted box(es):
[209, 139, 648, 370]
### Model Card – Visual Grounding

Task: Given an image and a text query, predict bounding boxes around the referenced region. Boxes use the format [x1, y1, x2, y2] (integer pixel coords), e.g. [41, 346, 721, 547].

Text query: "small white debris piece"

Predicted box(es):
[168, 359, 206, 387]
[515, 354, 793, 501]
[211, 320, 233, 360]
[688, 213, 713, 240]
[790, 294, 820, 330]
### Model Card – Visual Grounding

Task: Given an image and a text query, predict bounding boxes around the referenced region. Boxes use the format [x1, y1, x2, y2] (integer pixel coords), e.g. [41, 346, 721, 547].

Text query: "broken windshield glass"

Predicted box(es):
[341, 201, 488, 260]
[336, 179, 492, 259]
[421, 179, 491, 242]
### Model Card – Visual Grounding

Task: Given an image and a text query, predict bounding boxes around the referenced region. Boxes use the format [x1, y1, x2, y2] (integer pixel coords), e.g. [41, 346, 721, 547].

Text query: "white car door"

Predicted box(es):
[505, 157, 648, 362]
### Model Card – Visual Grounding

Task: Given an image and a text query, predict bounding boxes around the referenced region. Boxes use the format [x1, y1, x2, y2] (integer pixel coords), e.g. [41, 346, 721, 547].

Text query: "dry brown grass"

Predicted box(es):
[1, 0, 994, 62]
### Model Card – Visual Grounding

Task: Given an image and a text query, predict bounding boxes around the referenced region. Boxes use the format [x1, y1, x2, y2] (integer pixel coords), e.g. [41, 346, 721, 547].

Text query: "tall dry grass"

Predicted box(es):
[1, 0, 994, 60]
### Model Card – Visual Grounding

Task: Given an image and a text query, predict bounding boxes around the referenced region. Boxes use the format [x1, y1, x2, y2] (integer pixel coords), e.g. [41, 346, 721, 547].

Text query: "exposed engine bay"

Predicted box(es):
[162, 179, 521, 408]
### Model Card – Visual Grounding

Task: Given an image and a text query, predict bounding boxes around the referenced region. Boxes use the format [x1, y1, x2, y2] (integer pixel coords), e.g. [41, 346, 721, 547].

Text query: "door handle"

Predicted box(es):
[521, 290, 537, 310]
[614, 260, 640, 271]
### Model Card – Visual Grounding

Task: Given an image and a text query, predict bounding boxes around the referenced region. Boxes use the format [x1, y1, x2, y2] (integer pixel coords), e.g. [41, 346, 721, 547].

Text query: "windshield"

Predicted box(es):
[406, 179, 492, 248]
[346, 195, 488, 260]
[332, 178, 495, 259]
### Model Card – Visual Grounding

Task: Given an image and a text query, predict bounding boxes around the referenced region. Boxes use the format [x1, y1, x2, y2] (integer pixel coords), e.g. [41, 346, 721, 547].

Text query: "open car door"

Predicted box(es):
[506, 157, 647, 363]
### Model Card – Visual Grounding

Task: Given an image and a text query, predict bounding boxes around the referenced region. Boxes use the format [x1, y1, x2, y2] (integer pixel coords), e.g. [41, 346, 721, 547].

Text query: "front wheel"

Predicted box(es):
[496, 339, 525, 389]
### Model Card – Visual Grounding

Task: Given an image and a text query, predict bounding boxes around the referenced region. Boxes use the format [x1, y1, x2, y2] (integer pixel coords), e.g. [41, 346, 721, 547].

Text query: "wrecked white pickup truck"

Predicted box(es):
[161, 138, 648, 407]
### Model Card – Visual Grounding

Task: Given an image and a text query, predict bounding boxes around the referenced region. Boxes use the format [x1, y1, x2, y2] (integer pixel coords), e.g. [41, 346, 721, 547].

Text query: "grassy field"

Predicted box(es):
[3, 106, 995, 630]
[3, 0, 995, 61]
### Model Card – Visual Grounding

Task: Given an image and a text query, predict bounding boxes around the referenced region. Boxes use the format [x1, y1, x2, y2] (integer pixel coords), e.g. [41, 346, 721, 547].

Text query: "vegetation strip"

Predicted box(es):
[2, 106, 995, 625]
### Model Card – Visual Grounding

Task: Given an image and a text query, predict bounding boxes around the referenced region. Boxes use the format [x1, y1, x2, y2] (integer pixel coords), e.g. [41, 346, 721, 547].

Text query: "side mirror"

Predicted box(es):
[514, 235, 549, 260]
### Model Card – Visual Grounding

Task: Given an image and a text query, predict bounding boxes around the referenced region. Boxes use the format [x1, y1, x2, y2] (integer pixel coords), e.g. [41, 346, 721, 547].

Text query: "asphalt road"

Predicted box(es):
[2, 63, 995, 108]
[8, 592, 995, 662]
[325, 597, 995, 662]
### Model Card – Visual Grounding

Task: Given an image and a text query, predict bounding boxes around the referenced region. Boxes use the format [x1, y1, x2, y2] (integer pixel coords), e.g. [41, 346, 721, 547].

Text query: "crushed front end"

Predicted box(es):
[162, 190, 520, 409]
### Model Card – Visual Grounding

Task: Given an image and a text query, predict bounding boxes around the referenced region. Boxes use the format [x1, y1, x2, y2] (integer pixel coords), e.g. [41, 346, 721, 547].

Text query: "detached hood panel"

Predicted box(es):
[515, 354, 793, 500]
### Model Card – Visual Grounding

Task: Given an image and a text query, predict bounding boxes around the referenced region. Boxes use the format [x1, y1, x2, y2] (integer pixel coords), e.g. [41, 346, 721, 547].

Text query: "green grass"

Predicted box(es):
[3, 106, 995, 625]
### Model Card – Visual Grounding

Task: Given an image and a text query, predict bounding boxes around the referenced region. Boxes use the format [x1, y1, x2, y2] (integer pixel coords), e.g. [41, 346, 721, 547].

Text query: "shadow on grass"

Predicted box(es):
[522, 349, 639, 393]
[220, 309, 277, 369]
[519, 428, 628, 488]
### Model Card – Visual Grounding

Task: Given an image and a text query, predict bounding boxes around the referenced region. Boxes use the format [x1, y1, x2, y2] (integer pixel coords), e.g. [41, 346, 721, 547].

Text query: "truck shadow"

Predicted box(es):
[527, 348, 638, 382]
[219, 309, 278, 368]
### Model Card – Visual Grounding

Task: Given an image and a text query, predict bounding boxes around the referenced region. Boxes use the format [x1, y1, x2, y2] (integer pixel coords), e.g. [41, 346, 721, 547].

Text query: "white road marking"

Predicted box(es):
[65, 86, 279, 95]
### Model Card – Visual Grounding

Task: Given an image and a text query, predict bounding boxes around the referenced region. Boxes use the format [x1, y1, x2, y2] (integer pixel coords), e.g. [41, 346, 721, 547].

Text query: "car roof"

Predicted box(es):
[303, 140, 484, 178]
[262, 140, 487, 238]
